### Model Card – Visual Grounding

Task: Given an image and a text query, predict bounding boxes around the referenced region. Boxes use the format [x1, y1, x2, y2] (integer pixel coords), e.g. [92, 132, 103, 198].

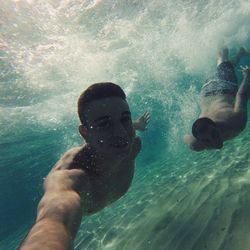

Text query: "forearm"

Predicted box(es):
[20, 191, 83, 250]
[133, 121, 140, 130]
[19, 218, 73, 250]
[237, 74, 250, 95]
[235, 74, 250, 112]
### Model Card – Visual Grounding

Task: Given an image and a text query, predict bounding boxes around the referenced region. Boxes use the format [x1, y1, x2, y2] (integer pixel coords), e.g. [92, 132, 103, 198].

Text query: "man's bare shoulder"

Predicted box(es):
[52, 145, 88, 171]
[46, 145, 92, 193]
[215, 110, 247, 133]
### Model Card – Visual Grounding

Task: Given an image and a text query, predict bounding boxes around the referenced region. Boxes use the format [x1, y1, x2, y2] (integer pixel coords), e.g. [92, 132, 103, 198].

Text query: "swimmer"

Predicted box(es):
[184, 46, 250, 151]
[19, 82, 150, 249]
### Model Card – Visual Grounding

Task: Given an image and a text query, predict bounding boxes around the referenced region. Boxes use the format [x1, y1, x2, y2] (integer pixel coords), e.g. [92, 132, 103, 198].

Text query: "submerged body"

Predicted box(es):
[185, 47, 250, 151]
[49, 136, 141, 215]
[19, 83, 150, 250]
[199, 93, 246, 140]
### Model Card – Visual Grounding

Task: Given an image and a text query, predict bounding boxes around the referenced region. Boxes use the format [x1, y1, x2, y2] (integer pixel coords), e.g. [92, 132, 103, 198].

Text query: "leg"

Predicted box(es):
[216, 46, 238, 84]
[231, 47, 250, 66]
[217, 46, 229, 66]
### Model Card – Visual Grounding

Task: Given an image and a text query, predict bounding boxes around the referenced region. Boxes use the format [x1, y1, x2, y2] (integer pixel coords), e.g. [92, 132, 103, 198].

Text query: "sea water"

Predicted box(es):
[1, 0, 250, 249]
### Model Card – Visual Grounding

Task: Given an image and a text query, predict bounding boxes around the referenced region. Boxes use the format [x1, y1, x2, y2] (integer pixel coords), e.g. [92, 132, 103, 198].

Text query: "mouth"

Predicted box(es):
[110, 138, 129, 149]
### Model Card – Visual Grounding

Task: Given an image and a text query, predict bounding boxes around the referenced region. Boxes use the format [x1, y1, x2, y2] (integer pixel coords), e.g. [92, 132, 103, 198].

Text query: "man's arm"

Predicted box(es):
[133, 111, 150, 131]
[184, 134, 205, 152]
[19, 169, 86, 250]
[234, 66, 250, 113]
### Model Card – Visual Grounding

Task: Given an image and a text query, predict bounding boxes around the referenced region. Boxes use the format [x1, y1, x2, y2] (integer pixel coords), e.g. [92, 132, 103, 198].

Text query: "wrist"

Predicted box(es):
[243, 72, 250, 80]
[133, 121, 139, 130]
[20, 219, 72, 250]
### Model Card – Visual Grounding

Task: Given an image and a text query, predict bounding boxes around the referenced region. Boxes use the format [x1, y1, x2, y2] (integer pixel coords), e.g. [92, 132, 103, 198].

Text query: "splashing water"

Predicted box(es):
[1, 0, 250, 249]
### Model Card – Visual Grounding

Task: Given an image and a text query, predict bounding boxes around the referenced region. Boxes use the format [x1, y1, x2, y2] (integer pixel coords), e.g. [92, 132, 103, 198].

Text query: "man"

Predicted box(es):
[19, 82, 150, 249]
[184, 47, 250, 151]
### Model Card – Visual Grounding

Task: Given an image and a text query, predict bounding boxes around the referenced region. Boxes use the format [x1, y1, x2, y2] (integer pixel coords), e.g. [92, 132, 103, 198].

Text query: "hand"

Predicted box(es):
[240, 65, 250, 76]
[134, 111, 150, 131]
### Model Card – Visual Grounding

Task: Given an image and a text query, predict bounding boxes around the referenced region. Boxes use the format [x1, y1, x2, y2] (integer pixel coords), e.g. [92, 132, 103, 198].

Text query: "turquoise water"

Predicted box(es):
[1, 0, 250, 249]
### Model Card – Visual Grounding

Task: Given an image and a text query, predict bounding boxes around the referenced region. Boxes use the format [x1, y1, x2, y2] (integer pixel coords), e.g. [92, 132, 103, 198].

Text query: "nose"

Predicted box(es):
[112, 122, 127, 137]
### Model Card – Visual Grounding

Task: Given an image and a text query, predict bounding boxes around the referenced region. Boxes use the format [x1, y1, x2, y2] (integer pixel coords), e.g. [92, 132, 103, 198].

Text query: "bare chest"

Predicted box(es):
[83, 160, 135, 214]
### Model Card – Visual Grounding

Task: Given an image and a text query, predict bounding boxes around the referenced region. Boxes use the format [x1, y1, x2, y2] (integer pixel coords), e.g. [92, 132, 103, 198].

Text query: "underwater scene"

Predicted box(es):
[1, 0, 250, 249]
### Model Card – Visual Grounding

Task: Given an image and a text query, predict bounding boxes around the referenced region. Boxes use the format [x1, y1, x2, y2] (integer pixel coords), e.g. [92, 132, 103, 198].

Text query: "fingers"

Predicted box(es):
[240, 65, 250, 71]
[240, 65, 250, 76]
[143, 111, 150, 124]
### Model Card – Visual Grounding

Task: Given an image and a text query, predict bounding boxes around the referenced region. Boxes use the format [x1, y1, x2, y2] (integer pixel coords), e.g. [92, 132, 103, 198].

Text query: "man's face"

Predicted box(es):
[196, 125, 223, 149]
[80, 97, 135, 157]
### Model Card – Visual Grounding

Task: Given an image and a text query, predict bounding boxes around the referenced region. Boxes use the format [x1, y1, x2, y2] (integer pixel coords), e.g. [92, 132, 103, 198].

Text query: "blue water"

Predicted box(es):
[1, 0, 250, 249]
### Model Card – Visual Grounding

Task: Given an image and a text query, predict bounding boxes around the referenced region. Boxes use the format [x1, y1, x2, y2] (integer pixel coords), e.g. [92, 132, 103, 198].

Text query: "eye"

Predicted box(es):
[121, 116, 131, 123]
[97, 121, 112, 129]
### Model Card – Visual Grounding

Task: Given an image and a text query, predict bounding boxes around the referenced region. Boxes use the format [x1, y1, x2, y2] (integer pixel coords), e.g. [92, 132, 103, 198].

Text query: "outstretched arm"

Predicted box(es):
[133, 111, 150, 131]
[19, 169, 86, 250]
[234, 65, 250, 113]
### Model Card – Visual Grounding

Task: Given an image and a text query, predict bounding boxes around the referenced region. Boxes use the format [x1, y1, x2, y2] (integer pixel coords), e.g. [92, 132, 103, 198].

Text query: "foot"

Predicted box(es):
[217, 46, 229, 65]
[231, 47, 250, 66]
[238, 47, 250, 58]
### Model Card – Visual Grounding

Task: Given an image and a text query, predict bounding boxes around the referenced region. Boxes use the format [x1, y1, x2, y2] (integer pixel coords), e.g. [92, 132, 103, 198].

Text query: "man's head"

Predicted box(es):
[78, 82, 135, 157]
[192, 117, 223, 149]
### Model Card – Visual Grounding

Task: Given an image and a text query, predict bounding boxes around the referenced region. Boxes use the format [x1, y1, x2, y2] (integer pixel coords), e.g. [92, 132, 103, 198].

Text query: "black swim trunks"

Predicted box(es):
[201, 61, 238, 97]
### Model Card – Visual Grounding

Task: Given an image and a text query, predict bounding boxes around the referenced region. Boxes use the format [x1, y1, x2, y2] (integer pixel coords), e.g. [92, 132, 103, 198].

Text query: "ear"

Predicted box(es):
[79, 125, 88, 140]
